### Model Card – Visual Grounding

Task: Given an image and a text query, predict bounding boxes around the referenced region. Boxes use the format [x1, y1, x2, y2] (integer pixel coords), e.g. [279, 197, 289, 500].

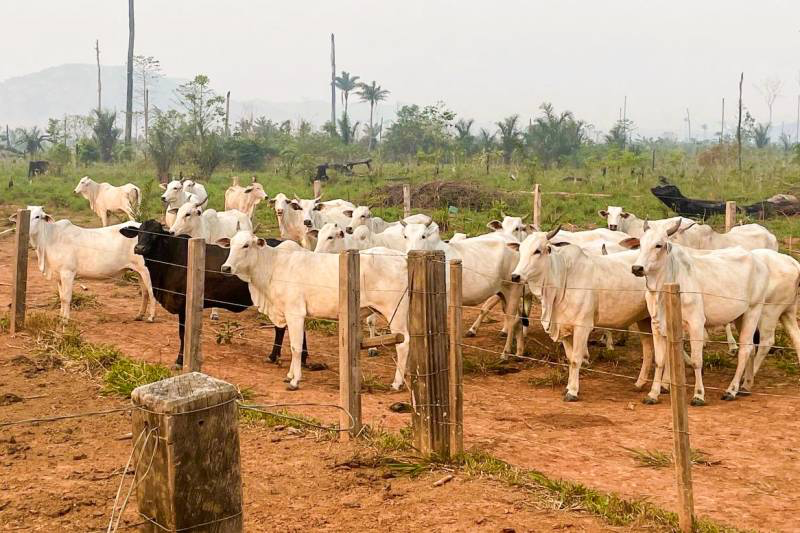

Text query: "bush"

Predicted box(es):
[225, 136, 268, 170]
[47, 144, 72, 175]
[76, 139, 100, 164]
[186, 133, 225, 178]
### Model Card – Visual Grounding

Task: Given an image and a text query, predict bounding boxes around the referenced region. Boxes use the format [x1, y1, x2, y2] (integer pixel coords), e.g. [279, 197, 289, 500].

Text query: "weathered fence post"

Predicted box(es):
[532, 183, 541, 229]
[132, 372, 243, 532]
[184, 238, 205, 373]
[403, 183, 411, 219]
[339, 249, 361, 440]
[664, 282, 695, 533]
[407, 250, 450, 457]
[725, 201, 736, 232]
[10, 209, 30, 336]
[448, 259, 464, 456]
[313, 179, 322, 199]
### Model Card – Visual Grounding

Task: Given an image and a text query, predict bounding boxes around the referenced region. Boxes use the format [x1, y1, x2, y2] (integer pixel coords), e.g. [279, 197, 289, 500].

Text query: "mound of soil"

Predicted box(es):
[371, 180, 501, 210]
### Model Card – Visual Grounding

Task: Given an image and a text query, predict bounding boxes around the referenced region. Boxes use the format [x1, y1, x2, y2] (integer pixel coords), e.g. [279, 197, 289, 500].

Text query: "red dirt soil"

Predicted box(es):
[1, 208, 799, 532]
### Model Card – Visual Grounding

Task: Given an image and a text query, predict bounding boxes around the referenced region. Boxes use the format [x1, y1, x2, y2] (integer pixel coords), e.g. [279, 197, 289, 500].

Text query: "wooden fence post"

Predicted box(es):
[725, 201, 736, 232]
[403, 183, 411, 219]
[313, 179, 322, 199]
[532, 183, 541, 229]
[664, 282, 694, 533]
[339, 249, 361, 439]
[448, 259, 464, 456]
[10, 209, 30, 336]
[132, 372, 243, 532]
[407, 250, 450, 458]
[184, 238, 205, 373]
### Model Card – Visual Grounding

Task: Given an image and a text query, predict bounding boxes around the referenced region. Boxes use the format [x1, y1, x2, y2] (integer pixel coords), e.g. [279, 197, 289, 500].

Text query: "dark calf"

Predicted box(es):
[120, 220, 309, 367]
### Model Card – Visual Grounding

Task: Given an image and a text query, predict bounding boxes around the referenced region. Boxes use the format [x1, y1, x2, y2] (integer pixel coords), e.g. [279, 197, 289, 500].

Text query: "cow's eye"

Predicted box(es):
[534, 250, 541, 255]
[655, 244, 663, 249]
[242, 244, 249, 248]
[327, 236, 333, 240]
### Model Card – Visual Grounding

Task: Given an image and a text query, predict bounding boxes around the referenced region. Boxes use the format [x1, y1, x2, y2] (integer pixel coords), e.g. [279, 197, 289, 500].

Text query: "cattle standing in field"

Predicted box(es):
[160, 179, 205, 227]
[12, 206, 155, 322]
[27, 160, 49, 178]
[628, 220, 769, 405]
[74, 176, 141, 226]
[119, 220, 308, 368]
[272, 194, 354, 249]
[344, 206, 431, 235]
[224, 176, 267, 219]
[507, 228, 655, 401]
[219, 231, 410, 390]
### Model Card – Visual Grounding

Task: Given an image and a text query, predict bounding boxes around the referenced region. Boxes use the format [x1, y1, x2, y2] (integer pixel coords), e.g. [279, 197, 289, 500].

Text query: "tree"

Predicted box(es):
[356, 80, 390, 150]
[382, 102, 455, 160]
[15, 127, 51, 158]
[134, 55, 162, 143]
[779, 132, 793, 152]
[125, 0, 135, 145]
[753, 123, 770, 148]
[47, 143, 72, 175]
[147, 109, 184, 182]
[337, 112, 360, 145]
[604, 120, 628, 149]
[46, 118, 63, 144]
[454, 118, 475, 156]
[476, 128, 496, 152]
[496, 114, 521, 164]
[174, 74, 225, 140]
[92, 109, 121, 162]
[525, 103, 587, 167]
[757, 76, 782, 130]
[334, 71, 360, 119]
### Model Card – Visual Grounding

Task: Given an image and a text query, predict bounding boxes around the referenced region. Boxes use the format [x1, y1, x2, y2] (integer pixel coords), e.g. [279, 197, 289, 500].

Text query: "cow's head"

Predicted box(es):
[345, 206, 371, 234]
[167, 201, 203, 236]
[509, 226, 561, 283]
[160, 179, 185, 206]
[271, 193, 290, 217]
[629, 219, 681, 277]
[313, 223, 347, 253]
[290, 195, 322, 227]
[400, 219, 440, 252]
[598, 206, 630, 232]
[119, 219, 168, 256]
[217, 231, 265, 281]
[73, 176, 92, 196]
[486, 213, 534, 242]
[245, 182, 268, 201]
[12, 206, 53, 242]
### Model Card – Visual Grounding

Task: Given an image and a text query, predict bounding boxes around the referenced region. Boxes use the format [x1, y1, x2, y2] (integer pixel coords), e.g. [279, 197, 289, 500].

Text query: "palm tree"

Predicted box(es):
[92, 109, 121, 162]
[753, 123, 770, 148]
[337, 112, 360, 145]
[496, 115, 521, 164]
[525, 103, 587, 167]
[334, 71, 360, 119]
[356, 81, 390, 150]
[15, 126, 51, 158]
[454, 118, 475, 156]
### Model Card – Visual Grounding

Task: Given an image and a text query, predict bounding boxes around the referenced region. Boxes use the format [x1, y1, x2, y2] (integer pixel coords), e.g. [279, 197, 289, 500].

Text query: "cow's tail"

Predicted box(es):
[128, 186, 141, 220]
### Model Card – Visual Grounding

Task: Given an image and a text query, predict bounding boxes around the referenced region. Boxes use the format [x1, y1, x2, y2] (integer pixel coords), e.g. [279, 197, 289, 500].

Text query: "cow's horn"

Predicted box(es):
[196, 194, 209, 208]
[642, 219, 650, 232]
[666, 219, 682, 237]
[500, 211, 507, 219]
[546, 225, 561, 240]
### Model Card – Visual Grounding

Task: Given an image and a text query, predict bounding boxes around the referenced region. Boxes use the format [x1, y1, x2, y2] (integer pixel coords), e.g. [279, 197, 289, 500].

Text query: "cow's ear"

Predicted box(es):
[44, 214, 54, 222]
[525, 224, 536, 232]
[216, 238, 231, 248]
[342, 209, 353, 217]
[289, 202, 302, 211]
[620, 212, 631, 219]
[256, 238, 267, 248]
[677, 222, 696, 234]
[119, 226, 139, 239]
[313, 203, 324, 211]
[551, 241, 571, 247]
[598, 210, 608, 218]
[306, 229, 319, 239]
[618, 237, 640, 250]
[665, 242, 672, 253]
[506, 242, 520, 251]
[244, 186, 254, 193]
[159, 183, 167, 191]
[167, 207, 179, 214]
[487, 220, 503, 231]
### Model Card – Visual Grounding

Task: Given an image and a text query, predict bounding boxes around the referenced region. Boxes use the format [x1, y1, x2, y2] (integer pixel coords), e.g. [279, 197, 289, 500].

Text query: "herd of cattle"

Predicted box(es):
[9, 175, 800, 404]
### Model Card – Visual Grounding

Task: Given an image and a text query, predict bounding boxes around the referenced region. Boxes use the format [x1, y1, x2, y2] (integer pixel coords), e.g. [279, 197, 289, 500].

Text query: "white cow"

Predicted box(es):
[507, 229, 655, 400]
[344, 206, 431, 235]
[12, 206, 155, 322]
[219, 232, 410, 390]
[629, 220, 769, 405]
[160, 179, 204, 227]
[599, 206, 691, 237]
[278, 195, 355, 249]
[168, 203, 253, 244]
[224, 177, 268, 219]
[74, 176, 141, 226]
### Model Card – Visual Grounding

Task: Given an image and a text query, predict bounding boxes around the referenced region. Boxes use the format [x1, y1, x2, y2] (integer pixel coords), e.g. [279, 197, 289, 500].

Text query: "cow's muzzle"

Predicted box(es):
[345, 227, 354, 234]
[221, 265, 232, 274]
[631, 265, 644, 277]
[511, 274, 521, 283]
[303, 220, 313, 227]
[134, 244, 146, 255]
[609, 224, 618, 231]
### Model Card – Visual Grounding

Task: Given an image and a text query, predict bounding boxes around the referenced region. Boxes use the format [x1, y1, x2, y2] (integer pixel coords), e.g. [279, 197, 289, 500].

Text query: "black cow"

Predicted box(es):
[27, 160, 49, 178]
[119, 220, 309, 368]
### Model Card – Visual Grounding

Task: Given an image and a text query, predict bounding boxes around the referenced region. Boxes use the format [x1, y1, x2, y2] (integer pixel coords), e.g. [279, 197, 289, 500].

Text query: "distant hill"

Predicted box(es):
[0, 64, 393, 129]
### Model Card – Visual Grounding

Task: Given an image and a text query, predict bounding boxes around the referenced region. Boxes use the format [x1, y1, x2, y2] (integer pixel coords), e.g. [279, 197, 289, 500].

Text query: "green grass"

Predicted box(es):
[102, 358, 172, 397]
[49, 290, 100, 311]
[213, 319, 241, 344]
[703, 350, 735, 370]
[305, 319, 338, 336]
[238, 406, 337, 439]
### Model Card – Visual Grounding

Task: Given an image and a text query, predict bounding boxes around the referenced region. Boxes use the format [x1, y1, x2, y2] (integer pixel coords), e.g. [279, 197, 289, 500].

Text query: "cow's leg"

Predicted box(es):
[132, 266, 156, 322]
[644, 333, 667, 404]
[635, 319, 654, 391]
[466, 294, 501, 337]
[175, 310, 185, 369]
[58, 270, 76, 321]
[285, 315, 306, 390]
[724, 324, 738, 353]
[99, 210, 108, 227]
[687, 323, 706, 405]
[269, 326, 286, 363]
[603, 330, 615, 351]
[210, 307, 220, 321]
[723, 313, 760, 400]
[501, 284, 522, 359]
[778, 311, 800, 367]
[744, 324, 773, 393]
[366, 313, 379, 357]
[565, 326, 591, 401]
[301, 332, 310, 367]
[391, 331, 410, 391]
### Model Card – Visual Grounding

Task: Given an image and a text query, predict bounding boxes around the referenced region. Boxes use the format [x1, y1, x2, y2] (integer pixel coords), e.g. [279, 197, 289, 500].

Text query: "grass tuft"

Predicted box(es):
[102, 358, 172, 398]
[239, 406, 337, 439]
[704, 350, 735, 370]
[305, 318, 338, 336]
[0, 313, 9, 334]
[624, 447, 720, 468]
[528, 366, 568, 388]
[361, 373, 391, 393]
[49, 290, 100, 311]
[213, 319, 241, 344]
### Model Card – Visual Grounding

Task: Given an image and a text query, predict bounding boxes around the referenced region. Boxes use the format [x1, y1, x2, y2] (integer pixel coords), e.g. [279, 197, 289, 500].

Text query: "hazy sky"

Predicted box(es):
[3, 0, 800, 137]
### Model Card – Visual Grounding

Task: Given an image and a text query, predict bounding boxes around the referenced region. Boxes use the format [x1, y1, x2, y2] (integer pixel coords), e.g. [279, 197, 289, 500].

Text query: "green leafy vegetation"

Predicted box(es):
[305, 319, 338, 336]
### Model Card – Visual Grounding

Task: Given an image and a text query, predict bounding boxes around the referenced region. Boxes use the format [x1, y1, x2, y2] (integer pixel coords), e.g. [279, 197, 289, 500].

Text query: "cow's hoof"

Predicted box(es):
[267, 355, 279, 364]
[642, 396, 659, 405]
[210, 315, 219, 321]
[389, 402, 412, 413]
[367, 348, 379, 358]
[721, 392, 736, 401]
[563, 393, 579, 402]
[283, 377, 291, 383]
[286, 383, 299, 391]
[134, 315, 143, 322]
[738, 388, 751, 397]
[303, 362, 327, 371]
[690, 397, 706, 407]
[465, 330, 476, 338]
[390, 383, 403, 392]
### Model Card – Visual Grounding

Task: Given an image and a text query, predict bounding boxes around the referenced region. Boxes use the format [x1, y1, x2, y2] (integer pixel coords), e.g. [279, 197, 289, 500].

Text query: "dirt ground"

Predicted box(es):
[1, 212, 799, 532]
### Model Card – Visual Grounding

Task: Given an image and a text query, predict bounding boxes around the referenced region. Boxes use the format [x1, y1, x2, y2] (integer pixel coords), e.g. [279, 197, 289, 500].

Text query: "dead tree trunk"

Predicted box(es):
[95, 40, 101, 113]
[124, 0, 135, 145]
[330, 34, 336, 133]
[737, 73, 744, 171]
